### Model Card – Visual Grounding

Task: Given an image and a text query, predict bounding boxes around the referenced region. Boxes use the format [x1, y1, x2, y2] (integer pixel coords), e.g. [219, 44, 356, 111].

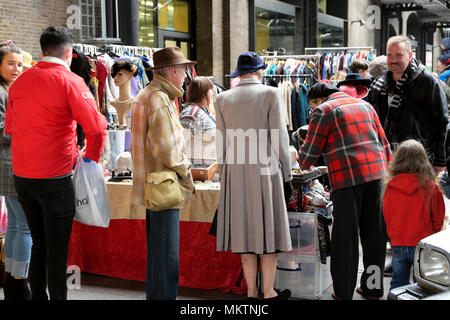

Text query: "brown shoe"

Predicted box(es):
[356, 287, 379, 300]
[331, 292, 342, 300]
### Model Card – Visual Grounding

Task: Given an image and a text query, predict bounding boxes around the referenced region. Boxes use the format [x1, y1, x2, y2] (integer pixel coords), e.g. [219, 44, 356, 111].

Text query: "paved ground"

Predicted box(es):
[0, 242, 394, 301]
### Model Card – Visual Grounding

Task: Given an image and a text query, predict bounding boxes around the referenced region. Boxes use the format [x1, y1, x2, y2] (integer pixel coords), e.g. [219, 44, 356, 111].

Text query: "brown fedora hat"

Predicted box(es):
[150, 47, 196, 70]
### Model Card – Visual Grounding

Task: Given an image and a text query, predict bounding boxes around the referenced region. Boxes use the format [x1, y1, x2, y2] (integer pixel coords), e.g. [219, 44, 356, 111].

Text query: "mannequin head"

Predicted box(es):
[111, 60, 138, 87]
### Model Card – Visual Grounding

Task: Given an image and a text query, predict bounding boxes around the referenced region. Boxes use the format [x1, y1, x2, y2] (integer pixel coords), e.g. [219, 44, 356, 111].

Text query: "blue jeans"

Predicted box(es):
[440, 172, 450, 199]
[145, 208, 180, 300]
[4, 196, 32, 278]
[390, 246, 416, 290]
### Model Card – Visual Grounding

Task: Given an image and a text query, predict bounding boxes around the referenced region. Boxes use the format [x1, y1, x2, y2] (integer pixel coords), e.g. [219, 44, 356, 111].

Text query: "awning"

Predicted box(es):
[381, 0, 450, 23]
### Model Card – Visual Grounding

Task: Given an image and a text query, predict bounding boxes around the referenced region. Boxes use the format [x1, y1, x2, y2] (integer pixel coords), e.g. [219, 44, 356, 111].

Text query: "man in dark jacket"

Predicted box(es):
[367, 35, 448, 174]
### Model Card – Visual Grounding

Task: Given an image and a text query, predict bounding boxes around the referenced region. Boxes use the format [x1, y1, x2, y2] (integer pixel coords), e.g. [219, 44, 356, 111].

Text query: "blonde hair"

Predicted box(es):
[387, 35, 411, 53]
[383, 139, 438, 197]
[330, 70, 347, 81]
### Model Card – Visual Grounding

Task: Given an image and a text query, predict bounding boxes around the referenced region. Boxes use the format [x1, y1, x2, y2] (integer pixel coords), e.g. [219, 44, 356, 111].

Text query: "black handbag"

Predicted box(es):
[284, 181, 294, 206]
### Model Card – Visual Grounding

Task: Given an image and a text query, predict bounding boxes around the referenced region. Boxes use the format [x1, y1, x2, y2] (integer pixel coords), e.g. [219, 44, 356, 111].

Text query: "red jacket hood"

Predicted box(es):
[387, 173, 422, 195]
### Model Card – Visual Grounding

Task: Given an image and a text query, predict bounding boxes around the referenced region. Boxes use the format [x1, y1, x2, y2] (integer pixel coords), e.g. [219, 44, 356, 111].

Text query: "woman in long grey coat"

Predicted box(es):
[215, 52, 293, 300]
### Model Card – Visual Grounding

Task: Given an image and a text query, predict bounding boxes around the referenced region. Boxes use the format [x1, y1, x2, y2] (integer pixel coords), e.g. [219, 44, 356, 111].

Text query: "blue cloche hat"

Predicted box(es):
[226, 52, 267, 78]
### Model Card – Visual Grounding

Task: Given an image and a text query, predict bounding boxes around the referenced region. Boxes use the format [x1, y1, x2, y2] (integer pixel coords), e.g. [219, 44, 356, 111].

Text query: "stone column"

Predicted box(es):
[119, 0, 140, 46]
[223, 0, 250, 86]
[347, 0, 380, 54]
[195, 0, 225, 86]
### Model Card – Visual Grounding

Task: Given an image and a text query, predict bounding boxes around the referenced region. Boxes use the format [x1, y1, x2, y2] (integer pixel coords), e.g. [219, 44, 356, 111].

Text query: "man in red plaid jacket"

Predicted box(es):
[298, 82, 392, 300]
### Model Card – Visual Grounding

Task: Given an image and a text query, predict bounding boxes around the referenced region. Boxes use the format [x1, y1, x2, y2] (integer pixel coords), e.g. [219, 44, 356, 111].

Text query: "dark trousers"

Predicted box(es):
[14, 175, 75, 300]
[330, 180, 386, 300]
[145, 208, 180, 300]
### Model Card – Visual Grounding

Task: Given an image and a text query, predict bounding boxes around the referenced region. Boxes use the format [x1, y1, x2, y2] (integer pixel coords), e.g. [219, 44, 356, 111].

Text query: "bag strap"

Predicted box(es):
[142, 88, 161, 174]
[0, 233, 5, 264]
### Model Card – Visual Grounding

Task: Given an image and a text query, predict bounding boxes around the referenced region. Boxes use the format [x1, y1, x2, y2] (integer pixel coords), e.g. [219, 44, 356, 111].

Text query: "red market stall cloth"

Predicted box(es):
[67, 182, 247, 294]
[68, 220, 246, 294]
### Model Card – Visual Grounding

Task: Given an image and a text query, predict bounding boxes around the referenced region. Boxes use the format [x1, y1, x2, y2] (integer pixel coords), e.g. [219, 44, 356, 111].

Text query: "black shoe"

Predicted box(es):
[19, 279, 32, 300]
[246, 297, 259, 301]
[356, 287, 380, 300]
[3, 273, 14, 300]
[4, 276, 31, 301]
[264, 288, 291, 300]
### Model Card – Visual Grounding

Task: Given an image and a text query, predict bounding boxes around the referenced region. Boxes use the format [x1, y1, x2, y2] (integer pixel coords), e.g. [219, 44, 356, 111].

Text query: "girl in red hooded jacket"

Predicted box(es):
[383, 139, 445, 290]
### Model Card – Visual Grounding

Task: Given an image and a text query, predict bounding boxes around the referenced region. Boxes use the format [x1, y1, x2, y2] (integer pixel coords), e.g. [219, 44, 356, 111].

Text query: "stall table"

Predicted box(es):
[68, 181, 246, 294]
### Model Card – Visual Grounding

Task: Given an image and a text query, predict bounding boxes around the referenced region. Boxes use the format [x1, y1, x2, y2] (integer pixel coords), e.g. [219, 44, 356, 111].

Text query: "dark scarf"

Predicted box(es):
[372, 59, 422, 146]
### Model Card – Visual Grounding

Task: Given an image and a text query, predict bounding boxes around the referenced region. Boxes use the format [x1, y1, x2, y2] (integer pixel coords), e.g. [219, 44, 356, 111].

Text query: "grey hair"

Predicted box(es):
[369, 55, 388, 79]
[387, 35, 411, 53]
[239, 69, 263, 79]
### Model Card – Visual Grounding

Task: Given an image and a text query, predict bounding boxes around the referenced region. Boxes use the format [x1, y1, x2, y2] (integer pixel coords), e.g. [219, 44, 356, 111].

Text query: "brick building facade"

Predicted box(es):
[0, 0, 78, 59]
[0, 0, 320, 87]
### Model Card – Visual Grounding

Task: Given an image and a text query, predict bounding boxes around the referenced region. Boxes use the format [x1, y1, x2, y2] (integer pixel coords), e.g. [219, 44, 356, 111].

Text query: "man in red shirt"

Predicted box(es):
[5, 26, 107, 300]
[298, 82, 392, 300]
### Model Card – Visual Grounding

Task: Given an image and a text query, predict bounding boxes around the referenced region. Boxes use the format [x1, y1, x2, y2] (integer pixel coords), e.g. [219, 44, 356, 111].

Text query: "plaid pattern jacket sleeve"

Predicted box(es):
[299, 92, 392, 191]
[131, 74, 194, 208]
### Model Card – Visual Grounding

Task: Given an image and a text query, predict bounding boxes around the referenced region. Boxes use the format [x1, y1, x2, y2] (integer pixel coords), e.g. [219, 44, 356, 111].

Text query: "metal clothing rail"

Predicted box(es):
[73, 43, 157, 57]
[263, 74, 312, 78]
[73, 43, 99, 56]
[102, 44, 155, 57]
[305, 46, 377, 55]
[260, 54, 320, 60]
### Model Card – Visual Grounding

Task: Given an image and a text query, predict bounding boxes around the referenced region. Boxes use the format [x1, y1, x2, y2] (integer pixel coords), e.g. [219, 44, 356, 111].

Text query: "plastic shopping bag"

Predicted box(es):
[73, 154, 111, 228]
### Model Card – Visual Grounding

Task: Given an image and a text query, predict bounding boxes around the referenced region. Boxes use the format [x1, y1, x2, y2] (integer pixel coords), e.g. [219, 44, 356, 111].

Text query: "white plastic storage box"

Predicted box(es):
[285, 212, 319, 256]
[275, 253, 332, 299]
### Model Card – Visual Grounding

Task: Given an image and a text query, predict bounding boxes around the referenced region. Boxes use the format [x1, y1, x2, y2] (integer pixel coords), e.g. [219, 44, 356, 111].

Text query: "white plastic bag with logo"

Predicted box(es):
[73, 153, 110, 228]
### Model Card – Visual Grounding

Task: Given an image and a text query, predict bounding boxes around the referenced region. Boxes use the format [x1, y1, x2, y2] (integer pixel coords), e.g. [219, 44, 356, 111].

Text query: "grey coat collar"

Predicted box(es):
[236, 77, 261, 86]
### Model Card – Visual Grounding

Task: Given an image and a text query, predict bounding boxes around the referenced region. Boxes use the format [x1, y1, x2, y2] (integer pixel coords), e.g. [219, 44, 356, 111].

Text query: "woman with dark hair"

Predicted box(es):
[180, 77, 215, 134]
[0, 40, 32, 300]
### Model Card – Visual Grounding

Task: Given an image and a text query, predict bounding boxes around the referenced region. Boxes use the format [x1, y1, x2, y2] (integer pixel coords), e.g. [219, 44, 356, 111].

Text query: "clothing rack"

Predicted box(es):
[260, 54, 320, 60]
[304, 46, 377, 56]
[101, 44, 155, 57]
[73, 43, 99, 56]
[263, 74, 312, 78]
[73, 43, 156, 57]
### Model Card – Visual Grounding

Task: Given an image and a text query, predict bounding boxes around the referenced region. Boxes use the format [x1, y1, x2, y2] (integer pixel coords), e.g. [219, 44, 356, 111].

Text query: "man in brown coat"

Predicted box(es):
[130, 47, 195, 300]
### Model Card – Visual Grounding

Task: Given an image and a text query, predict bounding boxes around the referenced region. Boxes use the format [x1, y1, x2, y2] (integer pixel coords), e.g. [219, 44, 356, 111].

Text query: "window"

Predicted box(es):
[255, 0, 295, 55]
[158, 0, 189, 33]
[79, 0, 120, 42]
[318, 0, 327, 14]
[139, 0, 156, 47]
[139, 0, 192, 49]
[318, 12, 344, 47]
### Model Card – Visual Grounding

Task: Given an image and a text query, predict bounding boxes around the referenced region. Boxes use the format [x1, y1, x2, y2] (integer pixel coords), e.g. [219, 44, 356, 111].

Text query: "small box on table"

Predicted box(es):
[191, 161, 218, 181]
